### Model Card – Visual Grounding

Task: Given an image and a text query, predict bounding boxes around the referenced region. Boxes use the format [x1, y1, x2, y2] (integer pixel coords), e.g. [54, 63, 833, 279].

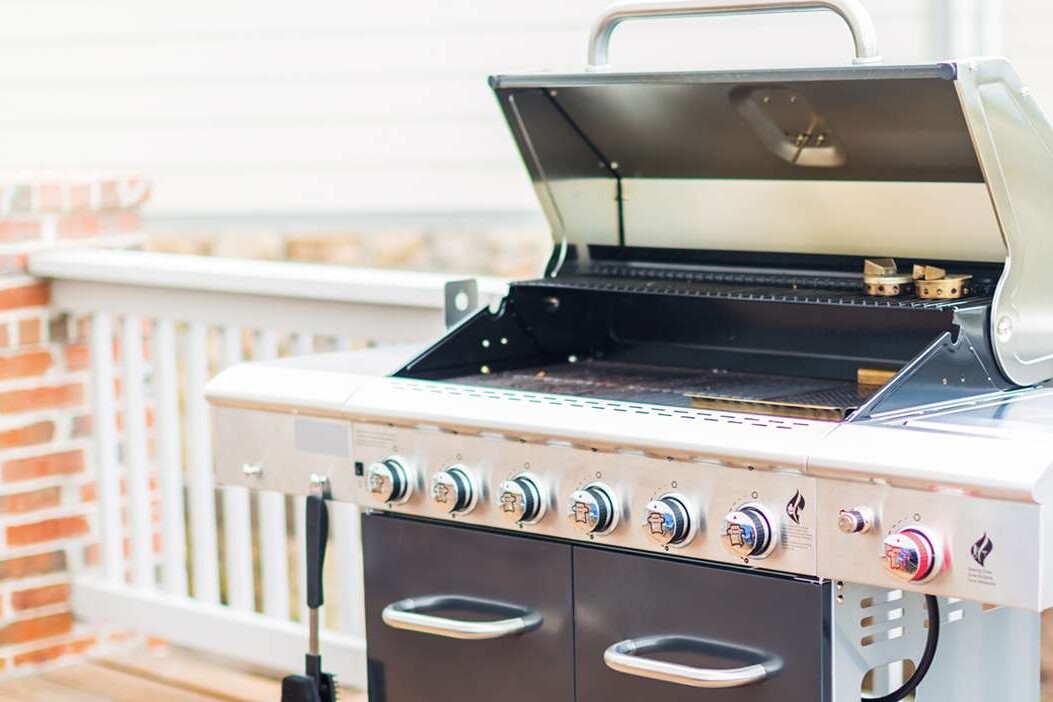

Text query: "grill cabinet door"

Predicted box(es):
[574, 547, 829, 702]
[363, 514, 574, 701]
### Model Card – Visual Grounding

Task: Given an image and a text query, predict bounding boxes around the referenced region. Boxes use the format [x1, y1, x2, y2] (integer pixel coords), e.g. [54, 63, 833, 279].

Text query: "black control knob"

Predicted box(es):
[366, 457, 411, 504]
[497, 474, 545, 525]
[430, 466, 476, 515]
[567, 483, 617, 535]
[642, 495, 695, 546]
[721, 503, 778, 560]
[838, 507, 874, 534]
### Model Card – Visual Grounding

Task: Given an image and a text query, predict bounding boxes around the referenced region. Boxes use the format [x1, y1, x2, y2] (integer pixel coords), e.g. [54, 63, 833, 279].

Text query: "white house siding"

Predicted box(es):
[0, 0, 1024, 217]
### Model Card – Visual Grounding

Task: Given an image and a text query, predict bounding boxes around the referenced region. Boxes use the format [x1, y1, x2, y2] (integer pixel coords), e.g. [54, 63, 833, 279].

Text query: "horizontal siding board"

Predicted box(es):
[124, 170, 539, 213]
[0, 0, 603, 38]
[0, 80, 497, 123]
[0, 0, 934, 40]
[0, 30, 585, 80]
[0, 122, 519, 165]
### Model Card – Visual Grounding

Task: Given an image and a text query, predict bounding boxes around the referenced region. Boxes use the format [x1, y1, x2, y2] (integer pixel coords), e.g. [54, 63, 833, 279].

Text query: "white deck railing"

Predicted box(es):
[28, 247, 508, 687]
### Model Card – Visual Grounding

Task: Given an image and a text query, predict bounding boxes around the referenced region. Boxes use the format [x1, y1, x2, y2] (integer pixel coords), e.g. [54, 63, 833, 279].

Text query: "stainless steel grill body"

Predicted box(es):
[206, 2, 1053, 699]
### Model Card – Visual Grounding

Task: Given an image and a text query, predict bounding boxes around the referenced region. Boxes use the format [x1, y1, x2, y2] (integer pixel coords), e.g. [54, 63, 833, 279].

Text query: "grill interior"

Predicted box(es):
[397, 254, 1006, 422]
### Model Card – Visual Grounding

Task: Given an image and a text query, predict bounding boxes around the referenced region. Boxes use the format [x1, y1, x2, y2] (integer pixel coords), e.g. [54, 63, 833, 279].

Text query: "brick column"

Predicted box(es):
[0, 176, 149, 671]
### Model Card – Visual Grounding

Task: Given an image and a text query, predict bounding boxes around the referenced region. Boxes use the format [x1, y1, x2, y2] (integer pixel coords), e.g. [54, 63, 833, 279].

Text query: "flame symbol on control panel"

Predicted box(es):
[971, 533, 994, 567]
[786, 490, 806, 525]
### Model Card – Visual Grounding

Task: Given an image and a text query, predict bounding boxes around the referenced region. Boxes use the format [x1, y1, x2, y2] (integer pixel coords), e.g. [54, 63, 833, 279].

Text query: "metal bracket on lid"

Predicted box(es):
[586, 0, 882, 71]
[444, 279, 479, 329]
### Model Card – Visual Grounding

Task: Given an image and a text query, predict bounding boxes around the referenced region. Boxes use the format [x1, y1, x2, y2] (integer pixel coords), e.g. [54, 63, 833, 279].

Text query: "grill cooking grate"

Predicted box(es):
[451, 360, 881, 420]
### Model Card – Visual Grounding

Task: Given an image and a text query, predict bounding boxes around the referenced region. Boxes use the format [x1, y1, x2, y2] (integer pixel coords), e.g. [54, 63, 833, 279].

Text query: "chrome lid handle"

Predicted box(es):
[382, 595, 542, 640]
[603, 636, 781, 688]
[587, 0, 882, 70]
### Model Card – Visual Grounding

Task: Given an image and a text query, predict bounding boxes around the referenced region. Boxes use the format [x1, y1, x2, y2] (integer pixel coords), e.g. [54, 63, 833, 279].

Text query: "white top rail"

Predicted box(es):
[29, 248, 511, 340]
[29, 248, 509, 309]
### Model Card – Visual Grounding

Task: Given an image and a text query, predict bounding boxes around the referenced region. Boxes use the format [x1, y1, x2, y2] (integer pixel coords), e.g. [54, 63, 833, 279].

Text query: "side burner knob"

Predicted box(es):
[497, 474, 546, 525]
[430, 466, 477, 515]
[366, 457, 411, 504]
[721, 503, 778, 560]
[567, 483, 618, 536]
[641, 494, 695, 547]
[838, 507, 875, 534]
[882, 526, 944, 583]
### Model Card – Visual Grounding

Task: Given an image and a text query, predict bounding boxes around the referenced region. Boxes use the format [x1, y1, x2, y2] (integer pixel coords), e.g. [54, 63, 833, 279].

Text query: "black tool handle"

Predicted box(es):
[281, 675, 322, 702]
[306, 493, 328, 609]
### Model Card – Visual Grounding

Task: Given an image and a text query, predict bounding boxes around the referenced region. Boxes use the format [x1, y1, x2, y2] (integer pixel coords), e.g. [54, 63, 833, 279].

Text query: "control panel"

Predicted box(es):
[817, 480, 1040, 609]
[337, 422, 818, 576]
[215, 407, 1047, 609]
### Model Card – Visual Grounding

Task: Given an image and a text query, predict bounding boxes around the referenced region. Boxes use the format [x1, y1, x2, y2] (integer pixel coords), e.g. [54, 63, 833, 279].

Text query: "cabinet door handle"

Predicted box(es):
[604, 635, 781, 688]
[382, 595, 543, 640]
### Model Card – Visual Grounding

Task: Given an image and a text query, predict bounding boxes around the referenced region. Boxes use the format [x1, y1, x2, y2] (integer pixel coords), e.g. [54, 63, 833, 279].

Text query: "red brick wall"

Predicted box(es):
[0, 177, 148, 672]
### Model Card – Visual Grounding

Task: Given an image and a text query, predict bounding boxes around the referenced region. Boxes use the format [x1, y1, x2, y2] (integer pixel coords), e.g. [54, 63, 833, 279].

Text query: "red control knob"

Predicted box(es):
[882, 526, 943, 583]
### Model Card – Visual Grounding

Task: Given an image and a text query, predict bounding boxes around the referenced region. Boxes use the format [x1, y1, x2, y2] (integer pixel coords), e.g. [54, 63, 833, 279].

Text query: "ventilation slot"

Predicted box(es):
[389, 380, 811, 432]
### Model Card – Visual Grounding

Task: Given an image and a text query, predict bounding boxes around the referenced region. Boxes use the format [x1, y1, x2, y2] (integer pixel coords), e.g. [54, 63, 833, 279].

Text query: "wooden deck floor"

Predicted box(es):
[0, 646, 366, 702]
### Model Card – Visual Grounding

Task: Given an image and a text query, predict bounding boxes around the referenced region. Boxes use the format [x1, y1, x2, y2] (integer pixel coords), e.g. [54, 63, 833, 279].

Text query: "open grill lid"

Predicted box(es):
[489, 0, 1053, 387]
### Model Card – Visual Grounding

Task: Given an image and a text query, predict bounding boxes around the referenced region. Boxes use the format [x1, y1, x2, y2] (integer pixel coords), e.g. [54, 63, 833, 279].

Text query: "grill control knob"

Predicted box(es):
[883, 526, 944, 583]
[430, 466, 477, 515]
[497, 474, 546, 525]
[721, 503, 778, 560]
[838, 507, 875, 534]
[366, 457, 411, 504]
[567, 483, 618, 536]
[642, 494, 695, 547]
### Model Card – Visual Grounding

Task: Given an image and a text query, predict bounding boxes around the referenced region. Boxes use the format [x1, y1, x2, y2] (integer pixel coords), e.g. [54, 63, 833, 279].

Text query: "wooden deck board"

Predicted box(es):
[0, 646, 368, 702]
[38, 663, 221, 702]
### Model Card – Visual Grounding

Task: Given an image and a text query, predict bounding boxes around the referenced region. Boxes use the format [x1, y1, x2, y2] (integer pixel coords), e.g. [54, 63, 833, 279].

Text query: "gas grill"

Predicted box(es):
[208, 1, 1053, 700]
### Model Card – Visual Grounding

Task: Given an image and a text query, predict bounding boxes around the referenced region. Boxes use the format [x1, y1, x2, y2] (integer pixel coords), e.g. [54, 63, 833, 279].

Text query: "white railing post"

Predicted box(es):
[256, 330, 291, 620]
[221, 326, 255, 612]
[91, 312, 124, 583]
[185, 322, 221, 603]
[154, 318, 189, 597]
[333, 504, 365, 637]
[121, 315, 155, 589]
[293, 332, 314, 624]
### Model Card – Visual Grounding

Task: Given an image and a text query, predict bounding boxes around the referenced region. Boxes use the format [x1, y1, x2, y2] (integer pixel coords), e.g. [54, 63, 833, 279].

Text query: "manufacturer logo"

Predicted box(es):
[571, 501, 592, 524]
[971, 533, 994, 567]
[786, 490, 806, 525]
[367, 473, 386, 494]
[500, 492, 519, 513]
[726, 523, 747, 548]
[647, 511, 668, 536]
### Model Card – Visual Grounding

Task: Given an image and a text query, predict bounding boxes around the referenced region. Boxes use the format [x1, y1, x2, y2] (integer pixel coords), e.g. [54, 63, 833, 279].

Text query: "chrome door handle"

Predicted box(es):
[603, 635, 782, 688]
[382, 595, 543, 640]
[587, 0, 881, 70]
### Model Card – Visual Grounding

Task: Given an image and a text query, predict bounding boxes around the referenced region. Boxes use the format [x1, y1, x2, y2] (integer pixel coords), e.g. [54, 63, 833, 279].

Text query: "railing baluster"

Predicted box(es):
[154, 319, 188, 596]
[256, 330, 291, 619]
[332, 503, 365, 637]
[293, 333, 314, 624]
[90, 312, 124, 583]
[221, 326, 254, 611]
[121, 315, 154, 589]
[185, 322, 221, 603]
